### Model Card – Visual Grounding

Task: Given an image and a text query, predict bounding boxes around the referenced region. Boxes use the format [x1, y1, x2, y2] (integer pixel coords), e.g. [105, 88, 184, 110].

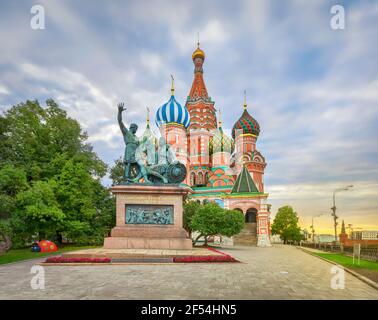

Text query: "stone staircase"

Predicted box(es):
[233, 223, 257, 246]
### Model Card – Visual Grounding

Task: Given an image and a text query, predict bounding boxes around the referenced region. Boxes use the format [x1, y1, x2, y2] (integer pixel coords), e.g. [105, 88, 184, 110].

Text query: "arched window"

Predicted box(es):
[205, 172, 209, 184]
[190, 172, 196, 186]
[197, 172, 203, 185]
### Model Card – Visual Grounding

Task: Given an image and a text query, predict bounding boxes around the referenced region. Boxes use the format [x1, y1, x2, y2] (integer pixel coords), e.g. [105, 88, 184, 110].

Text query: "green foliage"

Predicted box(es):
[109, 158, 124, 185]
[314, 253, 378, 271]
[220, 209, 245, 237]
[183, 200, 201, 236]
[190, 202, 244, 245]
[0, 219, 12, 241]
[0, 165, 28, 219]
[0, 195, 15, 220]
[14, 180, 65, 241]
[271, 205, 302, 244]
[0, 245, 99, 265]
[0, 100, 115, 247]
[0, 99, 105, 180]
[0, 164, 29, 196]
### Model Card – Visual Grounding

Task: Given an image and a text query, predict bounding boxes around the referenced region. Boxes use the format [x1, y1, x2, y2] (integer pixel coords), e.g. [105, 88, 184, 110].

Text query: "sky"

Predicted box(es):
[0, 0, 377, 234]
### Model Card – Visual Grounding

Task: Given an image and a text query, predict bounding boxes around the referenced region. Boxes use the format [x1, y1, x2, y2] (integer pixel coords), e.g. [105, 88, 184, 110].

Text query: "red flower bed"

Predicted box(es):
[45, 256, 111, 264]
[173, 255, 237, 263]
[174, 247, 238, 263]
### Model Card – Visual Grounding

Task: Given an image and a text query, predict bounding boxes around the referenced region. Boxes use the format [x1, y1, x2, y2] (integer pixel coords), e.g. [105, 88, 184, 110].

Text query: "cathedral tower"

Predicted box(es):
[206, 111, 235, 187]
[155, 77, 190, 184]
[232, 94, 266, 192]
[186, 42, 217, 187]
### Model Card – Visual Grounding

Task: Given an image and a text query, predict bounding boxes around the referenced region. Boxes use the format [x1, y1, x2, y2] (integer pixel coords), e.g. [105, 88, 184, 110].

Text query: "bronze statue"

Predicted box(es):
[117, 102, 148, 182]
[117, 102, 187, 184]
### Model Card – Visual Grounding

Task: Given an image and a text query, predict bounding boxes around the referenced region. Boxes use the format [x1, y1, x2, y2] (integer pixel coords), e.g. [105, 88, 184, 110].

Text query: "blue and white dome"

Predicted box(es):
[155, 94, 190, 128]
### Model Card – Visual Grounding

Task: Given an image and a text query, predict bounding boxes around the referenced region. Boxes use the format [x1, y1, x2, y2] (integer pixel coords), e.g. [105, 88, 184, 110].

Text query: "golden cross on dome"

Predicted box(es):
[170, 74, 175, 95]
[243, 90, 247, 110]
[197, 32, 200, 48]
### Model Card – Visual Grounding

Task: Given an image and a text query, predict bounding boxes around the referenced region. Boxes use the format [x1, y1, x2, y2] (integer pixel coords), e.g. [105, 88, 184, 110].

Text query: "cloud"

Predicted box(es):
[18, 62, 116, 129]
[87, 124, 120, 148]
[0, 85, 10, 96]
[172, 19, 231, 55]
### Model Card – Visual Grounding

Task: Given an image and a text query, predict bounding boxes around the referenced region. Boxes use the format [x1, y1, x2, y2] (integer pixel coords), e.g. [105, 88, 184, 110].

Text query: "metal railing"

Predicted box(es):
[300, 242, 378, 262]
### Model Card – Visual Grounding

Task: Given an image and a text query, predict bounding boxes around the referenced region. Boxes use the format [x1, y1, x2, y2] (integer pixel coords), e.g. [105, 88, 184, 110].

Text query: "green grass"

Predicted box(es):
[314, 253, 378, 271]
[0, 245, 99, 265]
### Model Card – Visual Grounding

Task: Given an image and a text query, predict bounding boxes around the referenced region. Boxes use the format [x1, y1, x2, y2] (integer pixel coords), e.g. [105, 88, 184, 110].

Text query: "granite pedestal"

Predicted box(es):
[103, 184, 193, 250]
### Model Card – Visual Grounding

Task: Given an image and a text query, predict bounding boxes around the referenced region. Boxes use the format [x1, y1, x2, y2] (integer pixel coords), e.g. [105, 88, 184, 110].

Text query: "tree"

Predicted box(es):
[271, 205, 302, 244]
[0, 165, 29, 219]
[109, 158, 125, 185]
[0, 99, 105, 181]
[52, 158, 115, 244]
[183, 200, 201, 238]
[0, 99, 115, 246]
[220, 209, 245, 237]
[190, 203, 244, 246]
[0, 221, 12, 255]
[14, 180, 65, 241]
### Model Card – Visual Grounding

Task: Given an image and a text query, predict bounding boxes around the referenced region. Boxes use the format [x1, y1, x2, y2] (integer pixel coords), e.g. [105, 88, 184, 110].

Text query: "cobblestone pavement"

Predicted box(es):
[0, 245, 377, 300]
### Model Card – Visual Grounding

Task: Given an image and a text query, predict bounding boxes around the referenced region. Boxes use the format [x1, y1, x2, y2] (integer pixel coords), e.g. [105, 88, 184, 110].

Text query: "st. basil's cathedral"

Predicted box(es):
[144, 43, 271, 247]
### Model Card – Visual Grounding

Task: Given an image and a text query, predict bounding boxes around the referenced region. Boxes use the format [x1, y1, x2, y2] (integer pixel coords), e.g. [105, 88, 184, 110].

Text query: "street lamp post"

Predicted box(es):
[310, 213, 324, 243]
[331, 185, 353, 242]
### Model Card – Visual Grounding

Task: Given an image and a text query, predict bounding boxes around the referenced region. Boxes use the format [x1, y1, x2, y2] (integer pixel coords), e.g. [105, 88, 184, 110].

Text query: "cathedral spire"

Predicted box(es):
[243, 90, 247, 110]
[186, 40, 217, 131]
[189, 42, 208, 99]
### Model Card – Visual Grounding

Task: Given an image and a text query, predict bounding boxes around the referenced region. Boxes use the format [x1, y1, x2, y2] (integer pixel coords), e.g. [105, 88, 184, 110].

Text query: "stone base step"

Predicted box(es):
[237, 232, 257, 236]
[60, 247, 225, 260]
[233, 241, 257, 246]
[233, 234, 257, 246]
[103, 236, 193, 250]
[110, 226, 187, 238]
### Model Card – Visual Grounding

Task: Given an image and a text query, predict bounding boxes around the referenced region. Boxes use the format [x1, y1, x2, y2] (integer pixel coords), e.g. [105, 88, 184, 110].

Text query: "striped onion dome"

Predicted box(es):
[155, 94, 190, 129]
[232, 108, 260, 139]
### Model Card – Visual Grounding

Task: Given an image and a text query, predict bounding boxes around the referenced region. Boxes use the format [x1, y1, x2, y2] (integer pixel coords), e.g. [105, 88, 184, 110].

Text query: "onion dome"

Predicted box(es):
[210, 127, 234, 154]
[192, 34, 205, 60]
[192, 44, 205, 61]
[155, 76, 190, 129]
[232, 93, 260, 139]
[210, 111, 234, 154]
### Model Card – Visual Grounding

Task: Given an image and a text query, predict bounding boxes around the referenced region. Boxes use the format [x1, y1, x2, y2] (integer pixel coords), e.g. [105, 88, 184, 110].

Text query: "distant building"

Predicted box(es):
[314, 234, 336, 243]
[301, 229, 311, 242]
[339, 220, 378, 246]
[351, 231, 378, 240]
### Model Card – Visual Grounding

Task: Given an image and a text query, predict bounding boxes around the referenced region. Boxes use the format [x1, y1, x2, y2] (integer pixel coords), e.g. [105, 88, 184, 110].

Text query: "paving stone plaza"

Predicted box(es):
[0, 245, 377, 300]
